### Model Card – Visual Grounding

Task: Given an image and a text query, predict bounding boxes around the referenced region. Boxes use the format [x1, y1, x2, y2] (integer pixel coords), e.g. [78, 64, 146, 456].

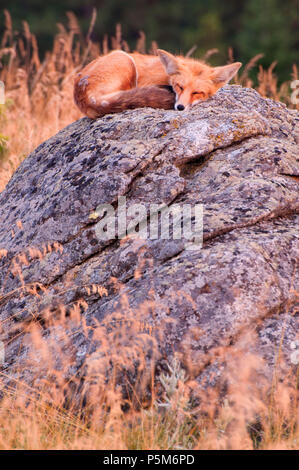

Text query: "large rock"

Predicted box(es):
[0, 85, 298, 396]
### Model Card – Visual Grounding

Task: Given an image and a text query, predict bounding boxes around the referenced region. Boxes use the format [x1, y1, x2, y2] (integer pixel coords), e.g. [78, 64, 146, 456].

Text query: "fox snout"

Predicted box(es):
[174, 90, 196, 111]
[174, 95, 191, 110]
[174, 99, 193, 111]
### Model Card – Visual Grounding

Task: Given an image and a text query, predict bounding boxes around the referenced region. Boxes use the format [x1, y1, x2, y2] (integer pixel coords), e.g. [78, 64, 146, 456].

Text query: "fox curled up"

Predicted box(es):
[74, 49, 242, 118]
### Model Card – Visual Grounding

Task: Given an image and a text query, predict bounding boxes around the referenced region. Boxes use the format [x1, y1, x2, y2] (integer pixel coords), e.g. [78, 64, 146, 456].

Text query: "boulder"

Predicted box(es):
[0, 85, 298, 396]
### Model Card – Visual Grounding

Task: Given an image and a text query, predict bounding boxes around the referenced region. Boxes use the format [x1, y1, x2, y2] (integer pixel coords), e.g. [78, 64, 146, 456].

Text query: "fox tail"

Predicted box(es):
[75, 86, 175, 119]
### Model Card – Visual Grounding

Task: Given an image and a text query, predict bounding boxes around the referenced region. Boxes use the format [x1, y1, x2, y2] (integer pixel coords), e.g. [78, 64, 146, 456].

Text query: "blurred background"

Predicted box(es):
[1, 0, 298, 82]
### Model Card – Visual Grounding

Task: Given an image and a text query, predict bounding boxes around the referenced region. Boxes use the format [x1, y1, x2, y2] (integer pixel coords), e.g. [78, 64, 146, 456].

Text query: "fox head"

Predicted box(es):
[157, 49, 242, 111]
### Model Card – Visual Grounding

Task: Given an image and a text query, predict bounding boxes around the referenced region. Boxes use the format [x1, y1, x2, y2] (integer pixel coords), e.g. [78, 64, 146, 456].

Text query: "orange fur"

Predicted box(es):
[74, 49, 242, 118]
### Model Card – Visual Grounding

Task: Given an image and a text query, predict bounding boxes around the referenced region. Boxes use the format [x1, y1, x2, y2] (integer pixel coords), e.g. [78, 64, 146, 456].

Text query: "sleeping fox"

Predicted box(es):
[74, 49, 241, 118]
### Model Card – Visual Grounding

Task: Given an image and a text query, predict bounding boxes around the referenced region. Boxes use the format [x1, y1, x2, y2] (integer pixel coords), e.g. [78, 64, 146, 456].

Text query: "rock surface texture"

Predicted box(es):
[0, 85, 298, 393]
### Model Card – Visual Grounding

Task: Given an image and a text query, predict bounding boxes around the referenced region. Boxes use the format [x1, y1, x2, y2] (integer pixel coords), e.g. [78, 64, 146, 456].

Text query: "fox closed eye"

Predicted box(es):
[192, 91, 206, 99]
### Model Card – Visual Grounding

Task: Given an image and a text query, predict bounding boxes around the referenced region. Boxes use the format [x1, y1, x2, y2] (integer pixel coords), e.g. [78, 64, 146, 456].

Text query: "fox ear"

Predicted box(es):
[211, 62, 242, 86]
[157, 49, 179, 75]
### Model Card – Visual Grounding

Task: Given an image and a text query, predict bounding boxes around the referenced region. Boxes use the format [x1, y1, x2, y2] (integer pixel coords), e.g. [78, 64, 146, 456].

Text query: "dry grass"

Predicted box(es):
[0, 239, 298, 450]
[0, 10, 298, 450]
[0, 333, 298, 450]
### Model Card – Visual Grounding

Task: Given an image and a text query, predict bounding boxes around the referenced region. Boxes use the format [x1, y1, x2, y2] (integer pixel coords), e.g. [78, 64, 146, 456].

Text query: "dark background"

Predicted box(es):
[1, 0, 298, 81]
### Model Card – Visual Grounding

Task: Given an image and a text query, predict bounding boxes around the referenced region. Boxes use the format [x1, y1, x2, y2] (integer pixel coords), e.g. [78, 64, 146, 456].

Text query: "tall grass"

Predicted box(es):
[0, 10, 298, 450]
[0, 238, 298, 449]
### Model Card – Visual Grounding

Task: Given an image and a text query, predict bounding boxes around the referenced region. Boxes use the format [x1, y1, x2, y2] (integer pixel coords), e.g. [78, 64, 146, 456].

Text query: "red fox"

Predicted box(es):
[74, 49, 242, 118]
